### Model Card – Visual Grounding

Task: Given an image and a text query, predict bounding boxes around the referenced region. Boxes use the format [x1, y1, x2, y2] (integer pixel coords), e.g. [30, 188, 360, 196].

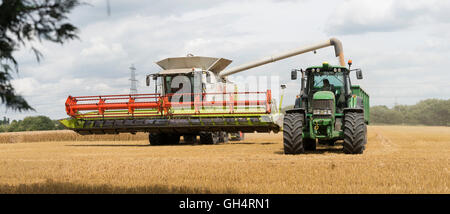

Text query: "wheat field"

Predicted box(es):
[0, 125, 448, 193]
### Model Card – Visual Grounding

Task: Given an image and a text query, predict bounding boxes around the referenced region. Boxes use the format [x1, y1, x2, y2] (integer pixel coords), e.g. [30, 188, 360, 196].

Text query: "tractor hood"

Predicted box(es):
[313, 91, 335, 100]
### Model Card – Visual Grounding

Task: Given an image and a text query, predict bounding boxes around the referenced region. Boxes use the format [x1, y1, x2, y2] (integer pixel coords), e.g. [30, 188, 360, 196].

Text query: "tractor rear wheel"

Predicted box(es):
[304, 138, 316, 151]
[343, 112, 367, 154]
[200, 132, 219, 145]
[283, 112, 305, 154]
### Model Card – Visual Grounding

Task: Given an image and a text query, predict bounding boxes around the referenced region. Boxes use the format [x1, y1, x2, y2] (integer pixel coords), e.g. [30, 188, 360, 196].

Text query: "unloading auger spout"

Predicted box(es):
[218, 38, 345, 78]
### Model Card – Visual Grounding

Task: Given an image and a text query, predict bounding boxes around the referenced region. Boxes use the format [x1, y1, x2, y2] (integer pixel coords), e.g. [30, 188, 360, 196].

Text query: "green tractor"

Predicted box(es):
[284, 61, 369, 154]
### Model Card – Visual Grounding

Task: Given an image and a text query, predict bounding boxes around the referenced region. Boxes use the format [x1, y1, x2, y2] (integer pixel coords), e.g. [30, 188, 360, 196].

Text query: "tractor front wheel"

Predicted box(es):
[343, 112, 367, 154]
[283, 112, 305, 154]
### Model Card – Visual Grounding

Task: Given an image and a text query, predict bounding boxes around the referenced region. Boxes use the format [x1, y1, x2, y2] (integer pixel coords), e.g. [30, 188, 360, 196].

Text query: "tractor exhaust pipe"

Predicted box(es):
[219, 38, 345, 78]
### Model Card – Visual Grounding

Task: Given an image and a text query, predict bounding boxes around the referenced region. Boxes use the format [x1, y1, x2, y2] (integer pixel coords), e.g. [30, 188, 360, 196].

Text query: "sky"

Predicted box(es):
[2, 0, 450, 120]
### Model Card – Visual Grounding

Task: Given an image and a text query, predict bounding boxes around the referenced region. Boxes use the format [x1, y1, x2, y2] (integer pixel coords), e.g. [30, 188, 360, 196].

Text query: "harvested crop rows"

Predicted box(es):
[0, 126, 448, 193]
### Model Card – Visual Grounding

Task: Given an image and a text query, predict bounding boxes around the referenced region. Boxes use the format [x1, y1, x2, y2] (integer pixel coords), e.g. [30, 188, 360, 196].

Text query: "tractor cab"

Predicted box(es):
[293, 62, 351, 114]
[306, 63, 351, 114]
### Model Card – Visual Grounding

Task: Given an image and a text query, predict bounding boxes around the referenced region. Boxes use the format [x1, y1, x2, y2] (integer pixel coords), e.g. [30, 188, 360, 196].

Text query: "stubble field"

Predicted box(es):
[0, 126, 448, 193]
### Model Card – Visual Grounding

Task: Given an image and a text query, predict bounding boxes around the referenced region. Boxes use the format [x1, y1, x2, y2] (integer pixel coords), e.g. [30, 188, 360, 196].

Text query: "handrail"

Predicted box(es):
[65, 90, 272, 119]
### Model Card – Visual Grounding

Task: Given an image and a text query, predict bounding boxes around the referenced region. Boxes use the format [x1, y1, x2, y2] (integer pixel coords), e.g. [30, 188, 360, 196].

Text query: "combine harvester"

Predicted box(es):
[60, 38, 347, 145]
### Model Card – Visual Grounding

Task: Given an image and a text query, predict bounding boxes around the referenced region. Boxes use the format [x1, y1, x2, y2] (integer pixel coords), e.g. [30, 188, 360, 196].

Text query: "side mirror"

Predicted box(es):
[146, 75, 151, 86]
[355, 69, 363, 79]
[291, 70, 297, 80]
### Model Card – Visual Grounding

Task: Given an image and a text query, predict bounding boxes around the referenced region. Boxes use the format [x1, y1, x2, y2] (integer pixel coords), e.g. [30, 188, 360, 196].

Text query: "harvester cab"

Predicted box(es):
[146, 55, 234, 99]
[284, 61, 370, 155]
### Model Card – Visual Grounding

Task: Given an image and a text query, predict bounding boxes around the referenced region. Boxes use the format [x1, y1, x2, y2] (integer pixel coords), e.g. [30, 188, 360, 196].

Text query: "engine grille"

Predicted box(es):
[312, 99, 334, 110]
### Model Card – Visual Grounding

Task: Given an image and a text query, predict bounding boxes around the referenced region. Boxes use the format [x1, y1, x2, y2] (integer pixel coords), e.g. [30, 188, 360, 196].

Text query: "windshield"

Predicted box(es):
[312, 71, 344, 88]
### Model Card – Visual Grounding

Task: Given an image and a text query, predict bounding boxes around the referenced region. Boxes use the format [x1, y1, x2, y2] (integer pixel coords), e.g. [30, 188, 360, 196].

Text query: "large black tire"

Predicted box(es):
[149, 133, 179, 145]
[304, 138, 316, 151]
[199, 132, 219, 145]
[343, 112, 367, 154]
[283, 113, 305, 154]
[183, 135, 196, 144]
[167, 135, 180, 145]
[149, 133, 163, 145]
[219, 132, 229, 143]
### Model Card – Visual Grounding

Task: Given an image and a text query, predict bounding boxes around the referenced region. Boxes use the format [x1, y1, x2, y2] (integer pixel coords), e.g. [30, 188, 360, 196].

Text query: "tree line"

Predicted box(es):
[370, 99, 449, 126]
[281, 98, 449, 126]
[0, 116, 65, 132]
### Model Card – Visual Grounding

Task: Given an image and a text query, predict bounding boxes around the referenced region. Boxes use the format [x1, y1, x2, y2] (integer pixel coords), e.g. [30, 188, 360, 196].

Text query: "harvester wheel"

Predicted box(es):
[343, 112, 367, 154]
[283, 112, 305, 154]
[149, 133, 163, 145]
[219, 132, 229, 143]
[168, 135, 180, 145]
[183, 135, 196, 144]
[200, 132, 219, 145]
[304, 138, 316, 151]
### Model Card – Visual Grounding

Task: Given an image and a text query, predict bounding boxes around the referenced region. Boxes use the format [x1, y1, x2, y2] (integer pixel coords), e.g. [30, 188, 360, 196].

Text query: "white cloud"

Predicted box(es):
[326, 0, 450, 35]
[2, 0, 450, 120]
[81, 38, 126, 58]
[11, 78, 39, 96]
